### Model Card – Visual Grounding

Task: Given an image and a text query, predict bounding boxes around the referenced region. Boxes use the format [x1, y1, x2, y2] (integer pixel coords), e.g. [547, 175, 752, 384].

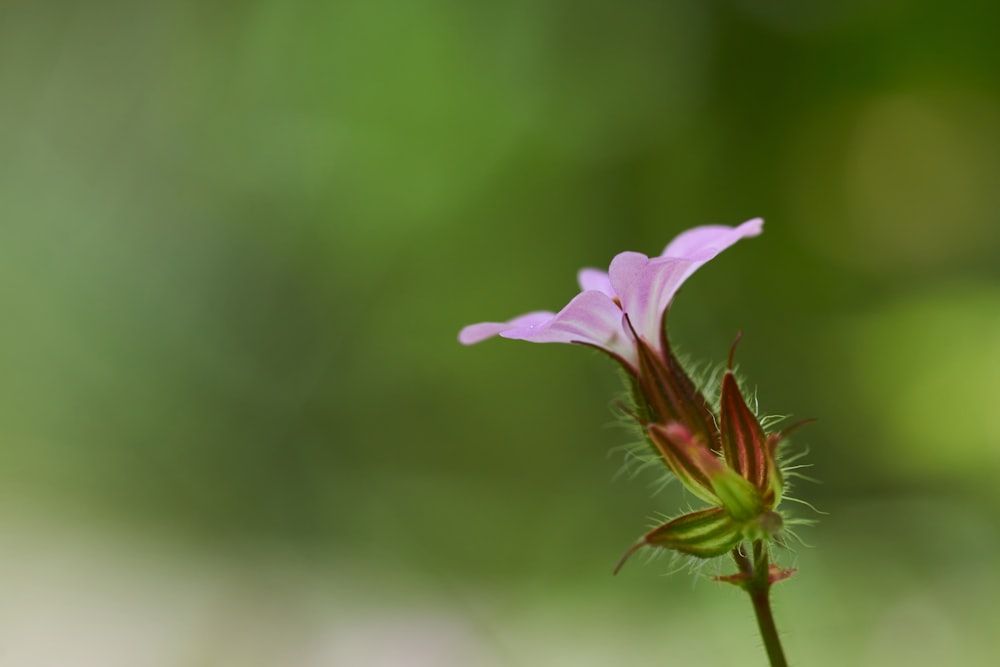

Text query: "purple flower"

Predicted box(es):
[458, 218, 764, 370]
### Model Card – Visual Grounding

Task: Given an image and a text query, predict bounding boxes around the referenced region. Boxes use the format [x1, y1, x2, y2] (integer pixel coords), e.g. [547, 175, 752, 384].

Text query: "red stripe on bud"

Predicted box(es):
[719, 371, 770, 492]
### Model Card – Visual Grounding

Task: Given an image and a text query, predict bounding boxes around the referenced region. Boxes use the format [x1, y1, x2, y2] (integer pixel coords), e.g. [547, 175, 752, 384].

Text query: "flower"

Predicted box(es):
[459, 218, 812, 657]
[458, 218, 763, 370]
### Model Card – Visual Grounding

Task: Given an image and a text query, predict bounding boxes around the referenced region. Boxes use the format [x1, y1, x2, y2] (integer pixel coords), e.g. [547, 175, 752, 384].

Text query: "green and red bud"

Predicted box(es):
[616, 335, 810, 571]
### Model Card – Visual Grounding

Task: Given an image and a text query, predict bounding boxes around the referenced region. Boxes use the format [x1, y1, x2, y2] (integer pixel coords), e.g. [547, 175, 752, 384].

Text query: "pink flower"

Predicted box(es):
[458, 218, 764, 370]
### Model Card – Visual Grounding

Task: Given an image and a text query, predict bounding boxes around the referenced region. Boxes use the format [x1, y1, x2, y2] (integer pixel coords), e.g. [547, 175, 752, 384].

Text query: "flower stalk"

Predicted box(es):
[730, 542, 788, 667]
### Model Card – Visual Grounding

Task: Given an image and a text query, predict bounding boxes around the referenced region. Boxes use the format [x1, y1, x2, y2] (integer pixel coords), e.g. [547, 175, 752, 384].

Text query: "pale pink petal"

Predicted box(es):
[577, 268, 615, 298]
[661, 218, 763, 260]
[611, 219, 762, 346]
[460, 218, 762, 364]
[609, 252, 697, 345]
[458, 311, 555, 345]
[655, 218, 764, 314]
[500, 291, 635, 365]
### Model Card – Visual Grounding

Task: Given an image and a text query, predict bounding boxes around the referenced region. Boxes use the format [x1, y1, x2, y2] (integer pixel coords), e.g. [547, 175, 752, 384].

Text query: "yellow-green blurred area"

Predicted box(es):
[2, 0, 1000, 664]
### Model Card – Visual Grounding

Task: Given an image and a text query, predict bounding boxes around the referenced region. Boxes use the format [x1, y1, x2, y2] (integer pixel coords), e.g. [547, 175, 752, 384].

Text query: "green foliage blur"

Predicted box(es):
[2, 1, 999, 664]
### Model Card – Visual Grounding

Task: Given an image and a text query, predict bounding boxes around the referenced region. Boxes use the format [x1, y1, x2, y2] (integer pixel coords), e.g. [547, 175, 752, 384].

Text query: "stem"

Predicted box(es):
[731, 542, 788, 667]
[750, 585, 787, 667]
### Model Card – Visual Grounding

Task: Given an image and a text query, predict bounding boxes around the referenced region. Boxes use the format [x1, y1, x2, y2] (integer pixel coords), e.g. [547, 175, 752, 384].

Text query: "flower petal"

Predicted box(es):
[610, 219, 764, 346]
[577, 268, 615, 298]
[661, 217, 764, 260]
[609, 251, 697, 346]
[499, 291, 636, 366]
[458, 311, 555, 345]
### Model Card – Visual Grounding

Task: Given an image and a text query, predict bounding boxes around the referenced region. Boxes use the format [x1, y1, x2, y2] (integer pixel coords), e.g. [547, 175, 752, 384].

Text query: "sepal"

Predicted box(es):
[634, 334, 718, 451]
[719, 369, 770, 491]
[614, 507, 743, 574]
[710, 466, 767, 522]
[647, 422, 725, 505]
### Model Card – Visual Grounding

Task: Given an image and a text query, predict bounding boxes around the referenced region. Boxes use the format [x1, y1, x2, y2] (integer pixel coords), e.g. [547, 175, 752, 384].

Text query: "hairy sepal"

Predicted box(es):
[644, 507, 744, 558]
[647, 422, 724, 505]
[719, 370, 770, 492]
[710, 466, 767, 522]
[634, 335, 718, 452]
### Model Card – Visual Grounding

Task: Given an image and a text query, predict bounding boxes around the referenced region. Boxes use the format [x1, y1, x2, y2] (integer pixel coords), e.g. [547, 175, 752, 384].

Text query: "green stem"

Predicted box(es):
[732, 542, 788, 667]
[749, 585, 787, 667]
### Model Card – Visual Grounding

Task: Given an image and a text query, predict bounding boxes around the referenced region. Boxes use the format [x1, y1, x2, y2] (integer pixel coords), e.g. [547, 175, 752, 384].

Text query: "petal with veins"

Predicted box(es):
[577, 268, 615, 298]
[500, 291, 635, 365]
[458, 311, 555, 345]
[459, 219, 763, 369]
[609, 219, 764, 345]
[609, 252, 696, 346]
[662, 217, 763, 260]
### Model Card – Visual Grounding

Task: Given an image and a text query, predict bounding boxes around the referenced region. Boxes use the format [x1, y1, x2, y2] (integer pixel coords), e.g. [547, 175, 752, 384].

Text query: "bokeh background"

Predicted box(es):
[2, 1, 999, 665]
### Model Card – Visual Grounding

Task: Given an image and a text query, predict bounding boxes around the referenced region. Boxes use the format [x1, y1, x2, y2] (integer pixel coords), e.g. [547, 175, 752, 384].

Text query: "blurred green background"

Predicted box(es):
[2, 1, 1000, 665]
